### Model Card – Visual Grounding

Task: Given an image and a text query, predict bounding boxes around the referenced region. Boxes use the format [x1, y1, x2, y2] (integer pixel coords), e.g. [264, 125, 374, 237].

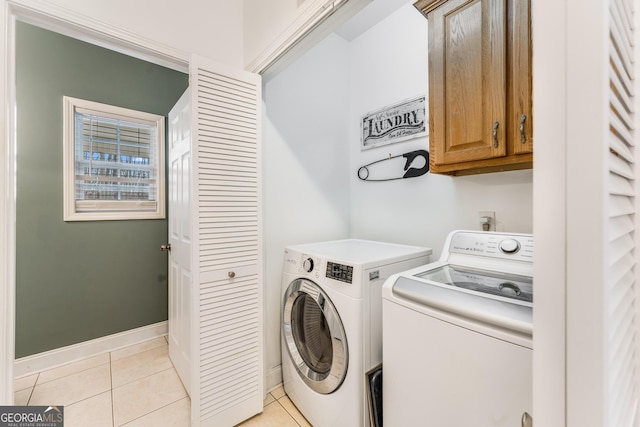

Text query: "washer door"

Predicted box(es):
[282, 278, 348, 394]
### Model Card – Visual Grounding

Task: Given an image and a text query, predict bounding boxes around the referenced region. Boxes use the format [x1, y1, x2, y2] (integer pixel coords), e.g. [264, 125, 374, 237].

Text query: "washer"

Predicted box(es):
[382, 230, 533, 427]
[281, 239, 432, 427]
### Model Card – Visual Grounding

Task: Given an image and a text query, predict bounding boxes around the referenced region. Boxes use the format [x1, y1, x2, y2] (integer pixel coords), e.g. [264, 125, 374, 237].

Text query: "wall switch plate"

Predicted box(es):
[479, 211, 496, 231]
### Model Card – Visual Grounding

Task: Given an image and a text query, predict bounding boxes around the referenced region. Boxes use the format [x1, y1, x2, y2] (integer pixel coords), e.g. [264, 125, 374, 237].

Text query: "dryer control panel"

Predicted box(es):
[326, 262, 353, 284]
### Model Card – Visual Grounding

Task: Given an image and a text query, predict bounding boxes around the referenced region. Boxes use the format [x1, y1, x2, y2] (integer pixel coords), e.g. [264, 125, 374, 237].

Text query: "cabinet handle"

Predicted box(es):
[522, 412, 533, 427]
[493, 121, 500, 148]
[228, 271, 236, 279]
[520, 114, 527, 144]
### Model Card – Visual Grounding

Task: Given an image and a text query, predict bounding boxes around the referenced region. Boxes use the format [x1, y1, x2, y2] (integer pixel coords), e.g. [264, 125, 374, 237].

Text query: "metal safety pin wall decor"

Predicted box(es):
[357, 150, 429, 182]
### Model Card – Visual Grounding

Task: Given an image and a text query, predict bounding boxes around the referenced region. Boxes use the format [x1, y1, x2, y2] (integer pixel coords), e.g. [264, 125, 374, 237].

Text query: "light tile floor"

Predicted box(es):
[13, 337, 310, 427]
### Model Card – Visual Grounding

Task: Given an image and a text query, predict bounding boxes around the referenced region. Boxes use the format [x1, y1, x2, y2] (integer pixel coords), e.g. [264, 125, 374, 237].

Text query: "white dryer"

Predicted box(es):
[281, 239, 432, 427]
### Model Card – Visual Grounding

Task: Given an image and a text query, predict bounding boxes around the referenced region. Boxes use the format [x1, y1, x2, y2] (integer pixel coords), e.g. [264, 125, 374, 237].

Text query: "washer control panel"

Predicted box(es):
[326, 261, 353, 284]
[448, 231, 533, 261]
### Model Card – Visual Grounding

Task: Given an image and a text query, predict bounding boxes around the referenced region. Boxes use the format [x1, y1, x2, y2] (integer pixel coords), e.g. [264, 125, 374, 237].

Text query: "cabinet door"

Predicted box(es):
[508, 0, 532, 154]
[429, 0, 506, 165]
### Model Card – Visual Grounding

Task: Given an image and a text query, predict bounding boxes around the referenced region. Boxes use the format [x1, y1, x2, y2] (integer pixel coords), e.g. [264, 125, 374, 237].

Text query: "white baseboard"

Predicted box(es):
[14, 321, 168, 378]
[266, 364, 282, 393]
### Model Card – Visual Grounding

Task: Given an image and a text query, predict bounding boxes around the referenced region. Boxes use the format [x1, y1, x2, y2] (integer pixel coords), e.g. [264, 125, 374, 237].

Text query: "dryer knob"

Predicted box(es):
[302, 258, 314, 273]
[499, 239, 521, 254]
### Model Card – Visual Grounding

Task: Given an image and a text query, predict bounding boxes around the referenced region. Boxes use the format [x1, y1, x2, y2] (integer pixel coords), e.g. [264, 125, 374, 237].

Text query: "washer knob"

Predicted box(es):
[499, 239, 521, 254]
[302, 258, 314, 272]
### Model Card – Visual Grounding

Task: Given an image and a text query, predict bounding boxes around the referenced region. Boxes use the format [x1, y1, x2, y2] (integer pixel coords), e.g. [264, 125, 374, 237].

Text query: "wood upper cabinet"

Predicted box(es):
[415, 0, 532, 175]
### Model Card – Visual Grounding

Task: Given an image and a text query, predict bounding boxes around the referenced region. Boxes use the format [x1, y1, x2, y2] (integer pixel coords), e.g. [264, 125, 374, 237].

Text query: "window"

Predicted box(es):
[63, 96, 165, 221]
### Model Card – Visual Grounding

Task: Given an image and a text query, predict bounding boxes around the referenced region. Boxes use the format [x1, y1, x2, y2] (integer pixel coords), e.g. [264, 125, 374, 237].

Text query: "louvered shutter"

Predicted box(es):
[189, 56, 263, 427]
[607, 0, 638, 425]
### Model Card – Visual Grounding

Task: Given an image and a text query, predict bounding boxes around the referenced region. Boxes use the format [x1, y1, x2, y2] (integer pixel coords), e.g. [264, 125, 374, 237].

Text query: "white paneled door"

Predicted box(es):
[168, 57, 263, 427]
[168, 88, 193, 395]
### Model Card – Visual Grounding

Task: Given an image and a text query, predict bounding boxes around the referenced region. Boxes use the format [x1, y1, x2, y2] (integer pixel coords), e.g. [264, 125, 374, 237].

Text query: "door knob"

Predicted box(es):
[160, 244, 171, 252]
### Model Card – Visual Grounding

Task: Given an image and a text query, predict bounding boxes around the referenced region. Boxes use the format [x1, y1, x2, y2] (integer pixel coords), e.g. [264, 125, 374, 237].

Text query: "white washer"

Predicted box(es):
[382, 230, 533, 427]
[281, 239, 432, 427]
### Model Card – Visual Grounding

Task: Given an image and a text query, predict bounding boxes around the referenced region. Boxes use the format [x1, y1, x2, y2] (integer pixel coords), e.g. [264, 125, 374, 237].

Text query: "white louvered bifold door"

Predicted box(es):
[608, 0, 638, 425]
[189, 56, 263, 427]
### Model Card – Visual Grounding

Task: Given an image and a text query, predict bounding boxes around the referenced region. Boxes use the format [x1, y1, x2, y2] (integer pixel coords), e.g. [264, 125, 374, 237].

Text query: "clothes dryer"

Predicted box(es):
[281, 239, 431, 427]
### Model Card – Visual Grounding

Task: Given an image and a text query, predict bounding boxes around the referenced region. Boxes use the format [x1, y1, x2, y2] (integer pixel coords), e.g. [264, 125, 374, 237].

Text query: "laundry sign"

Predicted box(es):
[360, 96, 427, 150]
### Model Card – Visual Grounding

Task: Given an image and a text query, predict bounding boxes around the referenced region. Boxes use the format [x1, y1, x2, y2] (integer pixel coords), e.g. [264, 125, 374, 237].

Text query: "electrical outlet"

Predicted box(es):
[479, 211, 496, 231]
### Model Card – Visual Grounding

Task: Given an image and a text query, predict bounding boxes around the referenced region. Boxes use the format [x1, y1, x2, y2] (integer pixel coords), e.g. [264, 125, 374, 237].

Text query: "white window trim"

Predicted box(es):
[63, 96, 166, 221]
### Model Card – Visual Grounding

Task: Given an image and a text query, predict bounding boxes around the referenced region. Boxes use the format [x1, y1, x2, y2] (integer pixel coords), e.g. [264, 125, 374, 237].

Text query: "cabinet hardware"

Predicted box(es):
[228, 271, 236, 278]
[522, 411, 533, 427]
[493, 121, 500, 148]
[520, 114, 527, 143]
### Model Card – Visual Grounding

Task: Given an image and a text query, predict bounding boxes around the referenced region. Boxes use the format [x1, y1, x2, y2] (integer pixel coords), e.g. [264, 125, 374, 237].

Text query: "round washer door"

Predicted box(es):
[282, 278, 348, 394]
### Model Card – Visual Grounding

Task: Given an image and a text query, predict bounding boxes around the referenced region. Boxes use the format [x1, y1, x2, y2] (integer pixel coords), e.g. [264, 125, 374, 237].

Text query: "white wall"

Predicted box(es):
[243, 0, 372, 75]
[348, 3, 533, 258]
[20, 0, 244, 67]
[244, 0, 307, 66]
[262, 0, 533, 389]
[262, 33, 352, 387]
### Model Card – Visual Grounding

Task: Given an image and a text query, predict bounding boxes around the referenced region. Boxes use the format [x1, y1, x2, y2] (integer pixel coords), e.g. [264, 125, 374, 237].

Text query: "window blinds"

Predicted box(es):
[74, 110, 158, 209]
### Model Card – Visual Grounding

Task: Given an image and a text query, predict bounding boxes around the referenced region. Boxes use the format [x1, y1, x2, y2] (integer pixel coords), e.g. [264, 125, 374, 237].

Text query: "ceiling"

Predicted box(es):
[334, 0, 413, 41]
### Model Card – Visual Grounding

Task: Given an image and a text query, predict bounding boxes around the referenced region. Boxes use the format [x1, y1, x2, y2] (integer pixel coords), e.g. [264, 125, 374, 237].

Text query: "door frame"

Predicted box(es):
[0, 0, 188, 403]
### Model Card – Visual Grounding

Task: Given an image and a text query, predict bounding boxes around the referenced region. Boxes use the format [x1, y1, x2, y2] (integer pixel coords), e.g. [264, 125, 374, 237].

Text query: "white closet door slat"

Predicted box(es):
[612, 36, 635, 97]
[606, 0, 638, 425]
[609, 171, 635, 196]
[611, 89, 635, 130]
[611, 4, 634, 64]
[609, 233, 635, 266]
[609, 150, 634, 178]
[611, 16, 634, 80]
[612, 61, 635, 109]
[609, 215, 635, 240]
[609, 194, 635, 217]
[611, 110, 635, 148]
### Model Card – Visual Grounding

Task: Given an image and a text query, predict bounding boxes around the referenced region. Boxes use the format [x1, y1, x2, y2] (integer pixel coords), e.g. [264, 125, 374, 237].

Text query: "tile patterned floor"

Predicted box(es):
[13, 337, 310, 426]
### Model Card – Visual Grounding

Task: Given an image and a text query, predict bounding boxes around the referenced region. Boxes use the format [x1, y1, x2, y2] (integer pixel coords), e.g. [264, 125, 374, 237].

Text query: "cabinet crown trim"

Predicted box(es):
[413, 0, 448, 15]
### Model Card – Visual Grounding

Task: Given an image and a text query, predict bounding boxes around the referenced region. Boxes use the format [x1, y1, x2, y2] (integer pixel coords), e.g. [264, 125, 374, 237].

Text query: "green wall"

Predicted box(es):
[15, 22, 189, 358]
